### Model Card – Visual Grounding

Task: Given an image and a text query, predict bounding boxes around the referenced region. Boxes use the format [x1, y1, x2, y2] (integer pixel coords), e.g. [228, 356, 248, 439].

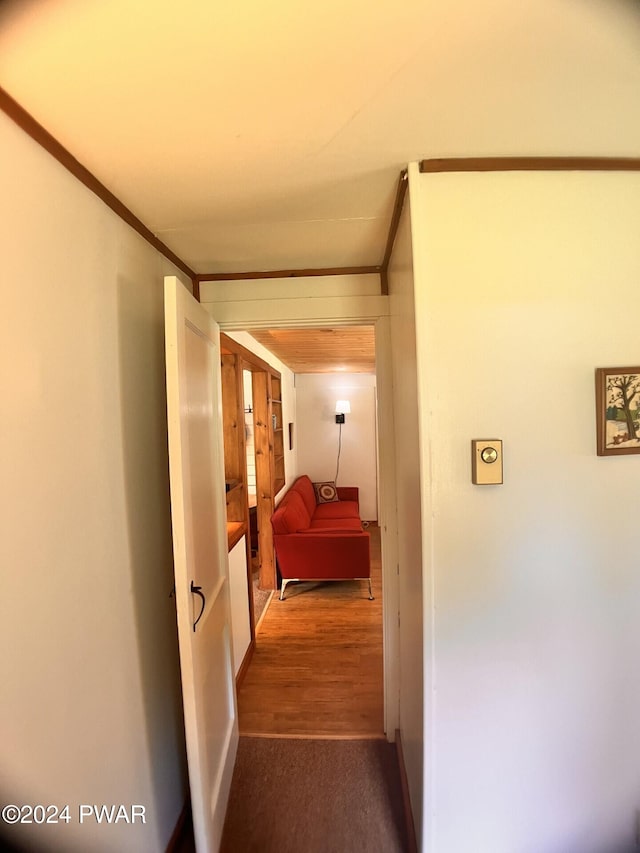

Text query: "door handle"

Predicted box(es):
[190, 581, 206, 632]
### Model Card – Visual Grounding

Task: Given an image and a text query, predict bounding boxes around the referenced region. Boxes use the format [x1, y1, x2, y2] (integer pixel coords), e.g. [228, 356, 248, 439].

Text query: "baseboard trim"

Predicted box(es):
[395, 729, 418, 853]
[165, 796, 190, 853]
[254, 590, 274, 633]
[235, 641, 255, 690]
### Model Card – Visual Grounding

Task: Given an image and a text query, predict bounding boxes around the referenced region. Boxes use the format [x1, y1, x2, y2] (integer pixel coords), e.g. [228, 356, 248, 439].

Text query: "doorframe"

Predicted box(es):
[214, 311, 400, 739]
[219, 333, 281, 663]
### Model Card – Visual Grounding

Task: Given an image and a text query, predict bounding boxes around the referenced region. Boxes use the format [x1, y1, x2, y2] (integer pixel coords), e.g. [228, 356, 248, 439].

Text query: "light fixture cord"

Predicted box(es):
[335, 422, 343, 484]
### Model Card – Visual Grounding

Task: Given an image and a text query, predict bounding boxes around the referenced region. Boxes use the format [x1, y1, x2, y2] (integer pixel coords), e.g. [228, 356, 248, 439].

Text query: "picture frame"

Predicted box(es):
[288, 422, 294, 451]
[595, 367, 640, 456]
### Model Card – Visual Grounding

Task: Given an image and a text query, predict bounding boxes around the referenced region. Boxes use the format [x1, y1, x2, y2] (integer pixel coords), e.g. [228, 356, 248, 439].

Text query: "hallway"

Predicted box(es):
[219, 523, 409, 851]
[173, 524, 409, 852]
[176, 736, 409, 853]
[237, 525, 384, 737]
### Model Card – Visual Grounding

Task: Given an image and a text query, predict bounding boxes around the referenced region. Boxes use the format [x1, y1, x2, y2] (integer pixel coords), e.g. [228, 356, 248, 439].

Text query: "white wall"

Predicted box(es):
[200, 273, 386, 329]
[228, 537, 251, 675]
[0, 112, 188, 852]
[388, 190, 425, 845]
[410, 165, 640, 853]
[295, 374, 378, 521]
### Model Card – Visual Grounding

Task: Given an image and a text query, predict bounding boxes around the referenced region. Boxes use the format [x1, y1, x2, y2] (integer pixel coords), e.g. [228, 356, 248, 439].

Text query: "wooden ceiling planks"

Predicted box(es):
[247, 326, 376, 374]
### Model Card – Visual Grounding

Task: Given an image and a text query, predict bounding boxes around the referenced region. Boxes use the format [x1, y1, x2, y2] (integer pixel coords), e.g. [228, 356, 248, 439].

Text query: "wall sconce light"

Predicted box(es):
[335, 400, 351, 424]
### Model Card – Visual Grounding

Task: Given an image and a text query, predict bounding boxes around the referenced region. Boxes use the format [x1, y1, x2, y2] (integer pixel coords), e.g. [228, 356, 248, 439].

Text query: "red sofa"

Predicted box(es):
[270, 475, 372, 600]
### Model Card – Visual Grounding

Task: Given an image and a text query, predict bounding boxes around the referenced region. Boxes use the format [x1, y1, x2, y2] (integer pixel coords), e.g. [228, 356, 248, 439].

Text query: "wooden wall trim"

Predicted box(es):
[197, 265, 381, 283]
[6, 78, 638, 299]
[395, 729, 418, 853]
[420, 156, 640, 173]
[0, 86, 197, 287]
[380, 169, 408, 296]
[220, 332, 273, 374]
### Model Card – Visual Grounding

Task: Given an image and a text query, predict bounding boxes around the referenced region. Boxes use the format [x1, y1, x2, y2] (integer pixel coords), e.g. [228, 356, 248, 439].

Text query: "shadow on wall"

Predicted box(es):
[117, 268, 188, 839]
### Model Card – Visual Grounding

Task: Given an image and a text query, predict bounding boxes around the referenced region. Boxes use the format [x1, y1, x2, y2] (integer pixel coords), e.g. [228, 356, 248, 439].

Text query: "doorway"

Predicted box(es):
[225, 324, 395, 739]
[210, 303, 400, 738]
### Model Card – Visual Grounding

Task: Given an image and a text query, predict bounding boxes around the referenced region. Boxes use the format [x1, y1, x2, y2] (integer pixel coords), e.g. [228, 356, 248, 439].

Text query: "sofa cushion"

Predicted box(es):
[307, 517, 364, 532]
[271, 490, 311, 534]
[291, 475, 317, 517]
[312, 500, 361, 520]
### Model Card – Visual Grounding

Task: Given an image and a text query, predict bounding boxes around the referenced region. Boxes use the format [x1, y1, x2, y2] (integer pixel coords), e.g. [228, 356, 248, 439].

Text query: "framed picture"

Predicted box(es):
[595, 367, 640, 456]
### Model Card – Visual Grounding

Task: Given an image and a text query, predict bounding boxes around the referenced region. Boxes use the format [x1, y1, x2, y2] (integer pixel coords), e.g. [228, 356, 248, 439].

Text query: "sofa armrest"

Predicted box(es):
[336, 486, 359, 503]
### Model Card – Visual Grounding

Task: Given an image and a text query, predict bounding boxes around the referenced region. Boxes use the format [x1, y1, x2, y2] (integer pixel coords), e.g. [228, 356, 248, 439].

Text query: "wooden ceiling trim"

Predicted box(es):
[197, 265, 381, 283]
[379, 169, 409, 296]
[220, 332, 273, 373]
[420, 156, 640, 173]
[0, 86, 197, 287]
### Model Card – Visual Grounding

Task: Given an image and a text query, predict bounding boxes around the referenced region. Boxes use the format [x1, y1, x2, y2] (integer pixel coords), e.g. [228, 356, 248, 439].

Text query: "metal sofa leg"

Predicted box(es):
[368, 578, 374, 600]
[280, 578, 298, 600]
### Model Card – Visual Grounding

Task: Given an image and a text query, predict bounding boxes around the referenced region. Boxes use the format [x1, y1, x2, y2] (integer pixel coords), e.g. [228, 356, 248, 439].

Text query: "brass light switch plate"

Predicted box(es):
[472, 439, 503, 485]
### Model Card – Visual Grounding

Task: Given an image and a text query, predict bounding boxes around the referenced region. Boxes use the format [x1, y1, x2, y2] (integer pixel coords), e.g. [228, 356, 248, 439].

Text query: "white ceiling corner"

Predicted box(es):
[0, 0, 639, 274]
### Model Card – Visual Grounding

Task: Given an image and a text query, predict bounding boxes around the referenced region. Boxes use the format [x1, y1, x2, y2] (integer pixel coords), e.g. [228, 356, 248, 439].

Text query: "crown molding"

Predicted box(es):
[0, 86, 197, 286]
[420, 156, 640, 173]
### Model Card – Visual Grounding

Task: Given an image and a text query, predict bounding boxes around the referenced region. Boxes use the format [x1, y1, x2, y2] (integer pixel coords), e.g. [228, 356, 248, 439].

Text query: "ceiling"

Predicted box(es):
[248, 326, 376, 373]
[1, 0, 639, 275]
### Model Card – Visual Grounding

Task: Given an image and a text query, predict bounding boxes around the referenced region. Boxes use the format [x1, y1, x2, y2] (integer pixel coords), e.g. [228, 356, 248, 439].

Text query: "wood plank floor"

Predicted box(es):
[237, 524, 384, 736]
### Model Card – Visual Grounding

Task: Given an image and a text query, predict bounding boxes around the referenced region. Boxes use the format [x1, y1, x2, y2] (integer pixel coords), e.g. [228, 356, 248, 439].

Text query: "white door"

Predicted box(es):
[164, 276, 238, 852]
